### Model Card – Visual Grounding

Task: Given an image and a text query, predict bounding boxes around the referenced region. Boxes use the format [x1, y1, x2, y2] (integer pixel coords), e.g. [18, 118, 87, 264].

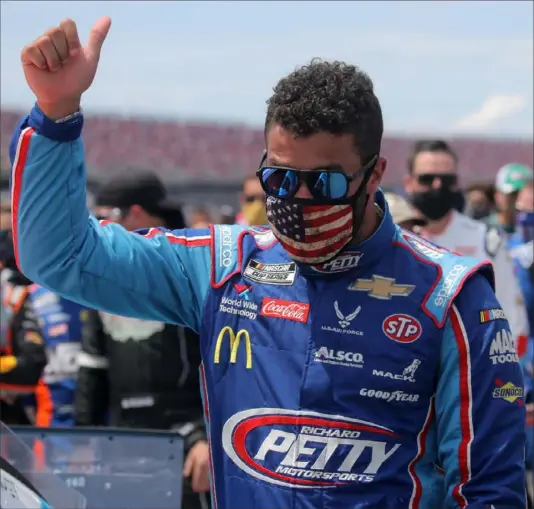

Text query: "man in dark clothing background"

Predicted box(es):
[0, 188, 47, 425]
[74, 170, 210, 509]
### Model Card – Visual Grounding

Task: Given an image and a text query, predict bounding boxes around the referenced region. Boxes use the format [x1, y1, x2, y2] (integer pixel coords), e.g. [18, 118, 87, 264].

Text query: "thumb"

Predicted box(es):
[86, 16, 112, 61]
[183, 452, 194, 477]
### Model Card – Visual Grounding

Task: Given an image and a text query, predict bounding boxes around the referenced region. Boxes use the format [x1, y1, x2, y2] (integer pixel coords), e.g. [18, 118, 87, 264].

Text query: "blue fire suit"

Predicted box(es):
[8, 105, 527, 508]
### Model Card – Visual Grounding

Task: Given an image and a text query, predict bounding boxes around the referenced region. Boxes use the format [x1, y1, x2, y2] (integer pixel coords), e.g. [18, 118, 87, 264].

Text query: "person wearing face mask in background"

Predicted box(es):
[464, 181, 497, 221]
[486, 163, 534, 235]
[11, 19, 528, 507]
[404, 139, 530, 370]
[235, 175, 267, 226]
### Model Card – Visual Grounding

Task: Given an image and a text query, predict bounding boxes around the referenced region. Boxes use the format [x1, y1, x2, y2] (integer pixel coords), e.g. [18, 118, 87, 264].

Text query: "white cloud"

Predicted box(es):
[453, 94, 528, 132]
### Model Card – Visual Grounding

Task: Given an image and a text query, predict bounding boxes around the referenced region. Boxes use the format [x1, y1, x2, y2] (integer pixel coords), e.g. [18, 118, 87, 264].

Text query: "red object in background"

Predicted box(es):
[1, 109, 532, 186]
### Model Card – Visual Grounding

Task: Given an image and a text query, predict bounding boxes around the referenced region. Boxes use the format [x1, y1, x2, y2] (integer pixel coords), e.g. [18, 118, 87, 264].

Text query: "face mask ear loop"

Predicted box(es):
[349, 161, 377, 240]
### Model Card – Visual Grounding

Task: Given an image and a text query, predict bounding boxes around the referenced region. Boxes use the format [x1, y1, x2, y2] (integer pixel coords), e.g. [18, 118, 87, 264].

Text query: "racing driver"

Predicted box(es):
[10, 17, 526, 508]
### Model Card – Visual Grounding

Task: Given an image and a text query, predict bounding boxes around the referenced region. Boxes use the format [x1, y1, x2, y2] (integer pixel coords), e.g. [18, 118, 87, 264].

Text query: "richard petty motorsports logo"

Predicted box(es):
[222, 408, 400, 487]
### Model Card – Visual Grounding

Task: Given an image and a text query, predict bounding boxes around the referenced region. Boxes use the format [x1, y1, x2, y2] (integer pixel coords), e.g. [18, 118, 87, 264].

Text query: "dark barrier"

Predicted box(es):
[7, 426, 184, 509]
[0, 422, 86, 508]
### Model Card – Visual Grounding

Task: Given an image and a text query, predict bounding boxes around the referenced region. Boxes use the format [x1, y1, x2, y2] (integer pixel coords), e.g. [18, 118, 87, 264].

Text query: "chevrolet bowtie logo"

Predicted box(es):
[349, 275, 415, 300]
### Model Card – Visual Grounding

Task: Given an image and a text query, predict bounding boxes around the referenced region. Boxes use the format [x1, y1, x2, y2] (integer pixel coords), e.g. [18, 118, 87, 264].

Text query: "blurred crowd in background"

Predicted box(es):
[1, 110, 533, 507]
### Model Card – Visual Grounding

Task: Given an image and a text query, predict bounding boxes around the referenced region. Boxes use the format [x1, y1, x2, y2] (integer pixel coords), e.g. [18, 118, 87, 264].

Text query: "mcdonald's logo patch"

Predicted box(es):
[214, 326, 252, 369]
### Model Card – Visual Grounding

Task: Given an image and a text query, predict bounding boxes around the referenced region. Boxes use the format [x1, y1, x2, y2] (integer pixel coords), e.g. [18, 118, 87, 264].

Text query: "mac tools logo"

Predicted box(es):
[222, 408, 401, 488]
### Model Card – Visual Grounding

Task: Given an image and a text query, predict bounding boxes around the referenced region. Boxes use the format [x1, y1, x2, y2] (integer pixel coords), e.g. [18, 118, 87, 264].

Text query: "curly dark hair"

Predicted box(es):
[265, 59, 383, 162]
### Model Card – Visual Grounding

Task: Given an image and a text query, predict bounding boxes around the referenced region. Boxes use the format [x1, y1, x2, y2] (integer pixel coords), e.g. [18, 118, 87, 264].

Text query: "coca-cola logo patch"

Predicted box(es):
[260, 297, 310, 323]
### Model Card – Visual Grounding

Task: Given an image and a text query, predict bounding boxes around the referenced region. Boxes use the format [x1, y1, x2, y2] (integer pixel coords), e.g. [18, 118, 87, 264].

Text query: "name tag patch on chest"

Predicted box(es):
[244, 260, 296, 285]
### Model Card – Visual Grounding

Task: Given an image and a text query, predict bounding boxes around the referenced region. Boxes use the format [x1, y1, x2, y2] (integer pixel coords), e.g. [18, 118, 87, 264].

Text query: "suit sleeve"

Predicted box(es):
[75, 310, 109, 426]
[0, 297, 47, 389]
[10, 106, 212, 332]
[437, 274, 526, 508]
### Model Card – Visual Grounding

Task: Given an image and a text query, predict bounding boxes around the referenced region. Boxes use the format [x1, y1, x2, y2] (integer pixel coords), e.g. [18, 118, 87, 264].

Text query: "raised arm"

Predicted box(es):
[437, 273, 526, 507]
[11, 18, 212, 331]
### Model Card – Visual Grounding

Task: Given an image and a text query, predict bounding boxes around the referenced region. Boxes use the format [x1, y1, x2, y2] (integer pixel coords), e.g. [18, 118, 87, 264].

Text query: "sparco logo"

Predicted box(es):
[314, 347, 364, 368]
[219, 226, 233, 268]
[360, 388, 419, 403]
[434, 264, 467, 307]
[260, 297, 310, 323]
[489, 329, 519, 365]
[382, 314, 422, 343]
[222, 408, 401, 487]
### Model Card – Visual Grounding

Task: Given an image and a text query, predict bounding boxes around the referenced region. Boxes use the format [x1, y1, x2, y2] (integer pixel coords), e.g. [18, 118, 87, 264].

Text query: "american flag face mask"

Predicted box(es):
[266, 197, 357, 264]
[260, 153, 377, 265]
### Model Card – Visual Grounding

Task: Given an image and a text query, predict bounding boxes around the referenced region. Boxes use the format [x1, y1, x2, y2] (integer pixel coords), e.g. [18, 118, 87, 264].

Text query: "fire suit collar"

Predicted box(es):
[299, 189, 396, 277]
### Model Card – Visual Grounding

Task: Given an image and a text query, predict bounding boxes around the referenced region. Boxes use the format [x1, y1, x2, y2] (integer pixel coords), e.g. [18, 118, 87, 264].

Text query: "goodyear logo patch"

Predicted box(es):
[479, 308, 506, 324]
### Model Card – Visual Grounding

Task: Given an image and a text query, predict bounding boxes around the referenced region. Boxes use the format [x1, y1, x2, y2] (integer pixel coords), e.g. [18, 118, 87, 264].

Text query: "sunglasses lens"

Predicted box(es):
[309, 172, 349, 199]
[261, 168, 299, 197]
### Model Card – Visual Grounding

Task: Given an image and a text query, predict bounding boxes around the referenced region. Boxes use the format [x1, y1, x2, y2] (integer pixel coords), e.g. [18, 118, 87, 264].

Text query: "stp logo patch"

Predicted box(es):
[382, 314, 422, 343]
[222, 408, 400, 488]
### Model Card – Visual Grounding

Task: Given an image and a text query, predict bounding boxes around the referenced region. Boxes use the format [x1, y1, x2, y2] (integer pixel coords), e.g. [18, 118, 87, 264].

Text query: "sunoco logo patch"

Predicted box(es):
[243, 260, 296, 285]
[222, 408, 400, 488]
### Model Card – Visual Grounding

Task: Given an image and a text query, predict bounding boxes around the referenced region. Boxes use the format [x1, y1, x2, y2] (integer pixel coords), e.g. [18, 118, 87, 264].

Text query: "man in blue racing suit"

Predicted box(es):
[10, 17, 527, 508]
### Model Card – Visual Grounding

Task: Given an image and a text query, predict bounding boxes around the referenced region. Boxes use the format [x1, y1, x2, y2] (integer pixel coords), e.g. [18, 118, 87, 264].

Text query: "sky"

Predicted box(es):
[1, 0, 533, 138]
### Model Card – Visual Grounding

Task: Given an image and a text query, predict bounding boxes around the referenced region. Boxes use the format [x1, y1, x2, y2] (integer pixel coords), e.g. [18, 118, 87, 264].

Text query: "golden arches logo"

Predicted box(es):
[214, 327, 252, 369]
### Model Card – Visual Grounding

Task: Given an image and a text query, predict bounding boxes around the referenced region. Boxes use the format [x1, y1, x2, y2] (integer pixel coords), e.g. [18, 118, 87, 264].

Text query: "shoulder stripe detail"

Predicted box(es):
[97, 222, 212, 247]
[449, 304, 473, 509]
[408, 396, 435, 509]
[10, 127, 35, 271]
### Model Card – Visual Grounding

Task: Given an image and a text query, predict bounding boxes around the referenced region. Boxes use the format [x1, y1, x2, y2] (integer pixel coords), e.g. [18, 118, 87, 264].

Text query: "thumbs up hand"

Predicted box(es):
[21, 17, 111, 120]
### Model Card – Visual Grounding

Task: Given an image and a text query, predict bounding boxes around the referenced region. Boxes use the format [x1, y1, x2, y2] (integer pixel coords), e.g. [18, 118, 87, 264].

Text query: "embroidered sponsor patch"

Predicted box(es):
[403, 234, 445, 260]
[312, 252, 363, 273]
[479, 307, 506, 323]
[243, 259, 296, 285]
[382, 314, 422, 343]
[260, 297, 309, 323]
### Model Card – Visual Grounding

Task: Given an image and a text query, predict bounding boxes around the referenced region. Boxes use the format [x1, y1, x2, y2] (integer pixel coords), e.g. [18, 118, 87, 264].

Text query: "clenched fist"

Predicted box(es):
[21, 17, 111, 120]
